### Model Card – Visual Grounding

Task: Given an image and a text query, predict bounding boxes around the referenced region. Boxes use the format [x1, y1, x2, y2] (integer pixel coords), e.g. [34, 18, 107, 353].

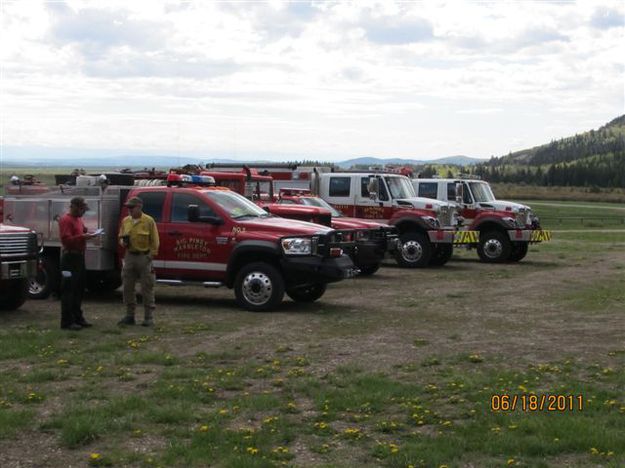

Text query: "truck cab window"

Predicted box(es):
[137, 191, 166, 222]
[417, 182, 438, 199]
[447, 183, 456, 201]
[329, 177, 351, 197]
[462, 183, 473, 204]
[171, 193, 216, 223]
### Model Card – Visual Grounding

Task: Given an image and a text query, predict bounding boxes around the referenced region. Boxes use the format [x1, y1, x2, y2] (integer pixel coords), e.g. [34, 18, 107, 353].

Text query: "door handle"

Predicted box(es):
[168, 231, 182, 236]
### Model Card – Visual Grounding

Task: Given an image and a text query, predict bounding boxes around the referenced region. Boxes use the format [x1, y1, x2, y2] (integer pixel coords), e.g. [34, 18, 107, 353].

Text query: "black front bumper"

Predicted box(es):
[280, 254, 357, 287]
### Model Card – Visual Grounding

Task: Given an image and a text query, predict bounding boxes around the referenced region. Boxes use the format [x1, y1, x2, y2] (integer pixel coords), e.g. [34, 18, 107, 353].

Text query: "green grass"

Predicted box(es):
[1, 212, 624, 466]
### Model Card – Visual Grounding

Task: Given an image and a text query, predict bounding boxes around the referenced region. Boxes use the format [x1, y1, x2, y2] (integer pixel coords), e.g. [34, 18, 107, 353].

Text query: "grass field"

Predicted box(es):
[1, 199, 624, 467]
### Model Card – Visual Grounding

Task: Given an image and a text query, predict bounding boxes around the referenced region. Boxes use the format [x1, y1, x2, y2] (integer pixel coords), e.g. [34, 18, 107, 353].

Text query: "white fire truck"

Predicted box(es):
[411, 177, 552, 262]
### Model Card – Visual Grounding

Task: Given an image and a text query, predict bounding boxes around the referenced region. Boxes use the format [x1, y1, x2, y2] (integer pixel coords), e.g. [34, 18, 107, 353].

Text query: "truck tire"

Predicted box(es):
[477, 231, 511, 263]
[234, 262, 285, 312]
[0, 279, 28, 311]
[429, 244, 453, 266]
[286, 283, 327, 303]
[28, 255, 60, 299]
[356, 263, 380, 276]
[394, 232, 432, 268]
[509, 242, 529, 262]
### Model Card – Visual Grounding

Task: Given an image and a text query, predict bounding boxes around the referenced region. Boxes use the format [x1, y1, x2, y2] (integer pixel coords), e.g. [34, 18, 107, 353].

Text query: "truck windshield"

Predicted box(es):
[468, 182, 495, 203]
[384, 176, 415, 199]
[300, 197, 343, 217]
[203, 190, 270, 219]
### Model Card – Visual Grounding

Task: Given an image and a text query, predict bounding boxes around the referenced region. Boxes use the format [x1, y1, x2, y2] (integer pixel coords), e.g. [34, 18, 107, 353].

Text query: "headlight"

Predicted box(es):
[281, 237, 312, 255]
[502, 216, 518, 227]
[422, 216, 440, 228]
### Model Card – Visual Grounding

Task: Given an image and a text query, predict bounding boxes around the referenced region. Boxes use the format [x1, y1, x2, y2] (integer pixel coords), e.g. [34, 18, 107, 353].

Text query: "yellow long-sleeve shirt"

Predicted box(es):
[118, 213, 160, 257]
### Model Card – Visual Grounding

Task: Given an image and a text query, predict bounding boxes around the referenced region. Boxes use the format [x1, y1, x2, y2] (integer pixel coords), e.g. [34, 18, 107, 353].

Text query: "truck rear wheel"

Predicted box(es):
[286, 283, 327, 303]
[395, 232, 432, 268]
[28, 255, 59, 299]
[234, 262, 285, 312]
[477, 231, 511, 263]
[0, 279, 28, 311]
[429, 244, 453, 266]
[509, 242, 529, 262]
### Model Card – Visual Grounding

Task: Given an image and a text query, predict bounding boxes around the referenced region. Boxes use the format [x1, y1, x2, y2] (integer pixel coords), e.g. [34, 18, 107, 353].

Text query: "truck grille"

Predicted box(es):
[438, 206, 455, 228]
[0, 232, 37, 258]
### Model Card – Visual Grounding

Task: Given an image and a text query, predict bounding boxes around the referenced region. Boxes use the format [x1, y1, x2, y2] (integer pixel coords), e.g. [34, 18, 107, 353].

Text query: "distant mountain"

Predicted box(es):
[470, 115, 625, 187]
[336, 155, 484, 168]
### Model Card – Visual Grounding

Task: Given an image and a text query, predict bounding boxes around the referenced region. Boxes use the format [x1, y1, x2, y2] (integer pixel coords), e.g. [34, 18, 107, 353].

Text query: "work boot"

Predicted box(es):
[141, 318, 154, 327]
[117, 316, 136, 326]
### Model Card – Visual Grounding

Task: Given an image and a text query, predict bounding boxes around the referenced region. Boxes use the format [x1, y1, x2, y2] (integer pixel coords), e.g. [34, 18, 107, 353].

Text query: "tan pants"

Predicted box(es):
[122, 252, 156, 319]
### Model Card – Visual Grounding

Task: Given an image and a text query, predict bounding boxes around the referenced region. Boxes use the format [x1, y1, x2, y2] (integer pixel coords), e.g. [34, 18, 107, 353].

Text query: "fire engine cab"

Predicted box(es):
[411, 178, 552, 262]
[2, 172, 358, 311]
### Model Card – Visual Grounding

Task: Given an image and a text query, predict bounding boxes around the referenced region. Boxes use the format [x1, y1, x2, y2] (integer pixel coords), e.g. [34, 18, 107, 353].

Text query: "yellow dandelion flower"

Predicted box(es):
[90, 453, 101, 460]
[199, 425, 209, 432]
[246, 447, 259, 455]
[590, 447, 599, 455]
[507, 458, 515, 465]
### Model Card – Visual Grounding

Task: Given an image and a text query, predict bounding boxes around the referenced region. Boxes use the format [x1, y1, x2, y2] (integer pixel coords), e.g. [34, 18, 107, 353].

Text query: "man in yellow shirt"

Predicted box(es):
[117, 197, 160, 326]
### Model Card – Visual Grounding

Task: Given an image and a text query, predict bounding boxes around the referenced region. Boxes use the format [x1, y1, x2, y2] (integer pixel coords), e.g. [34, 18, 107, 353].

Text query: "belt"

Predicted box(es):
[128, 250, 150, 255]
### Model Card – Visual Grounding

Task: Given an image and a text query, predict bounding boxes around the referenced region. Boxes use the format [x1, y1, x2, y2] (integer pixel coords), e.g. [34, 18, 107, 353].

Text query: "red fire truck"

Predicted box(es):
[2, 173, 358, 311]
[198, 168, 400, 275]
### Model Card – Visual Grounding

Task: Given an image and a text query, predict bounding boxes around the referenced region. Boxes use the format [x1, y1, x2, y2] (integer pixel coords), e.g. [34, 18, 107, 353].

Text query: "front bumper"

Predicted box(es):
[427, 230, 480, 244]
[507, 229, 552, 243]
[280, 254, 358, 286]
[0, 259, 37, 280]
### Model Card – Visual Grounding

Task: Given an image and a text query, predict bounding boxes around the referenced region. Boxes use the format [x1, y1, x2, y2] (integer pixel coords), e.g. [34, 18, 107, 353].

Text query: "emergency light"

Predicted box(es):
[167, 173, 216, 187]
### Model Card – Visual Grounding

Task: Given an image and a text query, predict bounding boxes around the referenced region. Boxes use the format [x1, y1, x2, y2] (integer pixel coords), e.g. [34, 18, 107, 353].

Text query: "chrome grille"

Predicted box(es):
[0, 233, 37, 257]
[515, 209, 530, 227]
[437, 206, 454, 227]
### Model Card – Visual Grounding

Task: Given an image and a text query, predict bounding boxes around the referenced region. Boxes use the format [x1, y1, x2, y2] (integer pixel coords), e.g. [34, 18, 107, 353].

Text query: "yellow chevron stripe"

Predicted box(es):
[453, 231, 479, 244]
[530, 230, 552, 242]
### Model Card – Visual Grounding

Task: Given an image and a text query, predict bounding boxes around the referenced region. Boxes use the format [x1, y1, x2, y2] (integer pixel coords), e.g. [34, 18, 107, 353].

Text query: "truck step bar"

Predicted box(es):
[156, 279, 223, 288]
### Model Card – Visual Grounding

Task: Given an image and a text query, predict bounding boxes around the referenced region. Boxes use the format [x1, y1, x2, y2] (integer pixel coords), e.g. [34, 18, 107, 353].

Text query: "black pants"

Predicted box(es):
[60, 253, 86, 328]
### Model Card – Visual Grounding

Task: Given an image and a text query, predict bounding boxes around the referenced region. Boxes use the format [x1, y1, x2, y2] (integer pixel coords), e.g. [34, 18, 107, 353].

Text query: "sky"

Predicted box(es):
[0, 0, 623, 163]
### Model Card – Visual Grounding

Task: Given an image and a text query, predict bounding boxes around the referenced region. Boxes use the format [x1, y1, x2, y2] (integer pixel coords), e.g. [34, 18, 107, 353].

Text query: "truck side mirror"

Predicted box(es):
[187, 205, 224, 225]
[367, 177, 378, 200]
[455, 183, 464, 204]
[188, 205, 200, 222]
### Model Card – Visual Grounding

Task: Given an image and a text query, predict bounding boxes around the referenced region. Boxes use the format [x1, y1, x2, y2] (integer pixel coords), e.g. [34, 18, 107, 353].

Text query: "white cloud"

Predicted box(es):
[1, 0, 623, 162]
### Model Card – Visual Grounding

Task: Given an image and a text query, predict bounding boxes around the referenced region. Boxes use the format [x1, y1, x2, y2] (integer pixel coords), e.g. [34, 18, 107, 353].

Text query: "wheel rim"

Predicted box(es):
[483, 238, 503, 259]
[242, 271, 273, 306]
[28, 271, 47, 295]
[401, 240, 423, 263]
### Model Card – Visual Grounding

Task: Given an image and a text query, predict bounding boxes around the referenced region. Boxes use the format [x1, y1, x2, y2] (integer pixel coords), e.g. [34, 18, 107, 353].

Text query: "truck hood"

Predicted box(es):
[332, 217, 388, 229]
[0, 223, 33, 234]
[476, 200, 531, 213]
[236, 216, 334, 238]
[395, 197, 455, 211]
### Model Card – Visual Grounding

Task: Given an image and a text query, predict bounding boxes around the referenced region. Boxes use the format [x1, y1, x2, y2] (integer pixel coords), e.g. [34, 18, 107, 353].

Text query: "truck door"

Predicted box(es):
[161, 192, 226, 280]
[355, 176, 390, 220]
[459, 182, 479, 222]
[322, 175, 356, 217]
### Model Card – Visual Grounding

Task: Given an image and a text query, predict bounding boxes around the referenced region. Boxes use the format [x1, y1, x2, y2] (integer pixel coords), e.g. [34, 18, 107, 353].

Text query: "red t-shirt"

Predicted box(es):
[59, 213, 87, 252]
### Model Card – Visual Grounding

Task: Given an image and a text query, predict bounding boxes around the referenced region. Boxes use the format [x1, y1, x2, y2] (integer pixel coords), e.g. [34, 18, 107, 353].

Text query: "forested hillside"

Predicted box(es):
[468, 115, 625, 187]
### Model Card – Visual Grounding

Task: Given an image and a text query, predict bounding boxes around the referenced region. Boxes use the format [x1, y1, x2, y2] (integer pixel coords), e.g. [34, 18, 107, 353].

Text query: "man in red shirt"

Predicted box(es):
[58, 197, 97, 330]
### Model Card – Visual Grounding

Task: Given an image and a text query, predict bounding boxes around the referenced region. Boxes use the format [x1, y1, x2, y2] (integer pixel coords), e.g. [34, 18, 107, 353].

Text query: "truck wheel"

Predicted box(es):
[0, 279, 28, 311]
[477, 231, 511, 263]
[509, 243, 529, 262]
[28, 255, 59, 299]
[286, 283, 327, 302]
[429, 244, 453, 266]
[356, 263, 380, 276]
[394, 232, 432, 268]
[234, 262, 285, 312]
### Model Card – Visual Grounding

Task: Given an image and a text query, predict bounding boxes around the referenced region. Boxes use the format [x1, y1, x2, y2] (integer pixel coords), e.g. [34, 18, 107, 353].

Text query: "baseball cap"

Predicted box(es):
[125, 196, 143, 208]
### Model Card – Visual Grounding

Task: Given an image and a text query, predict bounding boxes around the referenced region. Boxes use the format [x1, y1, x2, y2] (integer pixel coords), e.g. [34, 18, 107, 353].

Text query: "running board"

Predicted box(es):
[156, 279, 223, 288]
